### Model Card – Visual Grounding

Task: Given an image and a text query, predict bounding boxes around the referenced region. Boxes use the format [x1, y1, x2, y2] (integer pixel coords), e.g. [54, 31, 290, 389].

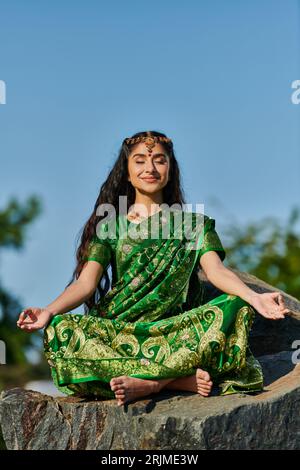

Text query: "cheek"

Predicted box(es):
[128, 163, 138, 176]
[128, 167, 143, 181]
[161, 165, 170, 178]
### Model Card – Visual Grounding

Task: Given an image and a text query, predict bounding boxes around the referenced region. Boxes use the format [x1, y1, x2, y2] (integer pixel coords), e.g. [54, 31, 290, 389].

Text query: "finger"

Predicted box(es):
[263, 309, 282, 320]
[269, 292, 284, 307]
[19, 324, 31, 332]
[273, 314, 285, 320]
[271, 310, 286, 319]
[268, 306, 283, 315]
[269, 292, 280, 307]
[28, 321, 43, 330]
[20, 324, 37, 332]
[18, 318, 33, 327]
[276, 293, 286, 309]
[269, 296, 281, 306]
[19, 321, 36, 329]
[17, 311, 29, 324]
[18, 309, 35, 324]
[281, 308, 290, 316]
[21, 316, 35, 324]
[273, 305, 290, 316]
[261, 311, 274, 320]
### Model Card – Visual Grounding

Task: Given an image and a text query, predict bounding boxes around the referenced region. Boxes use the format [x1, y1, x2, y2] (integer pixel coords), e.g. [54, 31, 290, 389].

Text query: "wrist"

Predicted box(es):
[244, 290, 259, 305]
[43, 306, 58, 317]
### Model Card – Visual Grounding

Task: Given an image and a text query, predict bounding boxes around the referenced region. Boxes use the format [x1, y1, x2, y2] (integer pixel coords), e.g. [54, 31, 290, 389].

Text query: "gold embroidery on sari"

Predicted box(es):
[222, 305, 255, 371]
[45, 325, 55, 342]
[194, 305, 226, 367]
[111, 332, 140, 357]
[141, 336, 171, 363]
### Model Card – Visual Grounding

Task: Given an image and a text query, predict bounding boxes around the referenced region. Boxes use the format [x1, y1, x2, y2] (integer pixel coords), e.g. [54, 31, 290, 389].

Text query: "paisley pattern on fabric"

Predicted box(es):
[44, 208, 264, 398]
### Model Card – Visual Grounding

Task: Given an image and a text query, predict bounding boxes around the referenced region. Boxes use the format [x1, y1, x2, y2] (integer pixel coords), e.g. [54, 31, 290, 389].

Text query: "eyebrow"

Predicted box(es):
[132, 153, 167, 158]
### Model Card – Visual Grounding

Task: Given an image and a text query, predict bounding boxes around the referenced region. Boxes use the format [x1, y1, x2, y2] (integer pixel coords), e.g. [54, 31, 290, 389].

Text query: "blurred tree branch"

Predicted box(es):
[223, 206, 300, 299]
[0, 195, 43, 366]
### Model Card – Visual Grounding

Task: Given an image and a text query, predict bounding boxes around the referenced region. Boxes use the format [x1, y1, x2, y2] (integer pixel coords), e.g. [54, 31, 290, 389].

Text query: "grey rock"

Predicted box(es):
[0, 423, 6, 450]
[0, 350, 299, 450]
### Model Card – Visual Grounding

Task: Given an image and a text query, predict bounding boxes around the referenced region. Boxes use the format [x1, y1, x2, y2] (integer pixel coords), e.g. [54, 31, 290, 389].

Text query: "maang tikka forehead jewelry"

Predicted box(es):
[124, 135, 172, 155]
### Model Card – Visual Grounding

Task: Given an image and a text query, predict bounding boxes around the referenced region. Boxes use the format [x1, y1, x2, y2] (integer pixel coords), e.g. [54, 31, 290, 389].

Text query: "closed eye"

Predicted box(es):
[136, 161, 166, 164]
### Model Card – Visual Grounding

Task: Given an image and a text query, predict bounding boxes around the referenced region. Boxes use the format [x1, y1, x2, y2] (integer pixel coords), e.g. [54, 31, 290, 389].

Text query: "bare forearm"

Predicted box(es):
[206, 266, 255, 304]
[44, 281, 94, 317]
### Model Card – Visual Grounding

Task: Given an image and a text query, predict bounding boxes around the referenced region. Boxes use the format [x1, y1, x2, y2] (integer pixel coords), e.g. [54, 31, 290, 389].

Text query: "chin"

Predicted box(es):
[136, 185, 163, 194]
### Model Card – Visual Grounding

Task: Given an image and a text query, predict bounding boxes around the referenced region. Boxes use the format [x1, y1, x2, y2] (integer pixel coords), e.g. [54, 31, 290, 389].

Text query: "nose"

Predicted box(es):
[144, 160, 158, 174]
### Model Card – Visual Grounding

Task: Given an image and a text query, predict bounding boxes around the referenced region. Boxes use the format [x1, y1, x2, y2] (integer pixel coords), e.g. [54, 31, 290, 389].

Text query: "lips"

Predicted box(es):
[142, 177, 159, 182]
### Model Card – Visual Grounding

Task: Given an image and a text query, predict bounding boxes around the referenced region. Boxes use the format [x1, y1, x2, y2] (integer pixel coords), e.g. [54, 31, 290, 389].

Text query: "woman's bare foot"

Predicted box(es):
[110, 369, 213, 405]
[110, 376, 162, 406]
[195, 368, 213, 396]
[164, 368, 213, 397]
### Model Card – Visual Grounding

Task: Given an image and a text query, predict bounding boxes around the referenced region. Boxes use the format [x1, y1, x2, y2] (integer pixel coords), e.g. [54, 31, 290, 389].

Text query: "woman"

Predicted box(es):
[16, 130, 290, 407]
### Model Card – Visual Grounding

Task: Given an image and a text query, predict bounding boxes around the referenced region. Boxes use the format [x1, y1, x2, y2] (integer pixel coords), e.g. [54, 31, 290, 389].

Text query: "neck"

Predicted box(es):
[131, 191, 164, 216]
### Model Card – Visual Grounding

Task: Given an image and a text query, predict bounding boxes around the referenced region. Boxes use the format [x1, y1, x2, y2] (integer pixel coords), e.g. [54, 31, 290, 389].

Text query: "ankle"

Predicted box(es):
[151, 380, 161, 393]
[153, 379, 174, 393]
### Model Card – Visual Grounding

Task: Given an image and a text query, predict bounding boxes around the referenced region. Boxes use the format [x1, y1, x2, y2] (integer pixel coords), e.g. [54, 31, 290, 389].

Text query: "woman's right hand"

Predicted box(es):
[16, 307, 54, 332]
[248, 292, 289, 320]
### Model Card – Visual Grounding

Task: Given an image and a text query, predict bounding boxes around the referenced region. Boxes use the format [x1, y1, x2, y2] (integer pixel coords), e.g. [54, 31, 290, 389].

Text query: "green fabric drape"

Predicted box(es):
[44, 208, 264, 399]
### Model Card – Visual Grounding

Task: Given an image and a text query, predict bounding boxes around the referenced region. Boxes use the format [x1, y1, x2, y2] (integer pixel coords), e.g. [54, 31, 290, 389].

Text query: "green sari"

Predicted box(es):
[44, 208, 264, 399]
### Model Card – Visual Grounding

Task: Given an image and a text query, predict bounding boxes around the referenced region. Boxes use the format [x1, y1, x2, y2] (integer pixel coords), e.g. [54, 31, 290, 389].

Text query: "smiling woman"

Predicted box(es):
[17, 130, 289, 407]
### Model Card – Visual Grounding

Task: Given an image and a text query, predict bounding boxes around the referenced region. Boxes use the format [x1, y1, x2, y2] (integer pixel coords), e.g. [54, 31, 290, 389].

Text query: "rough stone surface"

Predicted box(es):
[0, 271, 299, 450]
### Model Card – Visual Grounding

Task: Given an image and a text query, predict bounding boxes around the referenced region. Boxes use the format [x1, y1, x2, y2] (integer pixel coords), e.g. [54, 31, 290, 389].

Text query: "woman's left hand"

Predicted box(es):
[248, 292, 290, 320]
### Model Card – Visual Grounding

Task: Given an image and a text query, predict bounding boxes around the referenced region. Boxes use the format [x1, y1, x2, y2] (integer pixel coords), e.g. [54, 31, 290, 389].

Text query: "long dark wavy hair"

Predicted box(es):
[66, 130, 187, 314]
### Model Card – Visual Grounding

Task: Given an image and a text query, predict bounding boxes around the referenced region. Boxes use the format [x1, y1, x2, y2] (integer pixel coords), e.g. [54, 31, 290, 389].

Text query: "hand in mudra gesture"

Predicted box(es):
[249, 292, 290, 320]
[16, 307, 53, 332]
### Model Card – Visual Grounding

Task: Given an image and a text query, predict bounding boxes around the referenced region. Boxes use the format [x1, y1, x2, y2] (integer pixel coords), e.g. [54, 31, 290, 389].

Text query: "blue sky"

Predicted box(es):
[0, 0, 299, 316]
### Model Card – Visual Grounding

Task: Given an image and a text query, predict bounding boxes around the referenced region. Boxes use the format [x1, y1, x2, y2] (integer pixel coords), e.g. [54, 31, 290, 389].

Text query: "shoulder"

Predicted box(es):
[190, 211, 213, 227]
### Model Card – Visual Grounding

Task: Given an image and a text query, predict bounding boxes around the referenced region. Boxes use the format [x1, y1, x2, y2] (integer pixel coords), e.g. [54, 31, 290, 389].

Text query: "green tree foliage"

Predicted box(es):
[224, 206, 300, 300]
[0, 196, 42, 365]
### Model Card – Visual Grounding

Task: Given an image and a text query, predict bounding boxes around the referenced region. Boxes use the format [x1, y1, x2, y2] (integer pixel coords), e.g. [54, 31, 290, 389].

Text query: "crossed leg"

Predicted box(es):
[110, 368, 213, 406]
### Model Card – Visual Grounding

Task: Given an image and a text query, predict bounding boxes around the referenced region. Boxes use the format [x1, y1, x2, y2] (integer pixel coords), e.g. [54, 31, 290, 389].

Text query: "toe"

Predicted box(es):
[198, 382, 212, 395]
[110, 377, 127, 390]
[117, 394, 127, 406]
[198, 386, 210, 394]
[198, 386, 210, 395]
[198, 384, 211, 390]
[200, 380, 212, 387]
[111, 383, 124, 392]
[196, 368, 211, 382]
[110, 377, 124, 386]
